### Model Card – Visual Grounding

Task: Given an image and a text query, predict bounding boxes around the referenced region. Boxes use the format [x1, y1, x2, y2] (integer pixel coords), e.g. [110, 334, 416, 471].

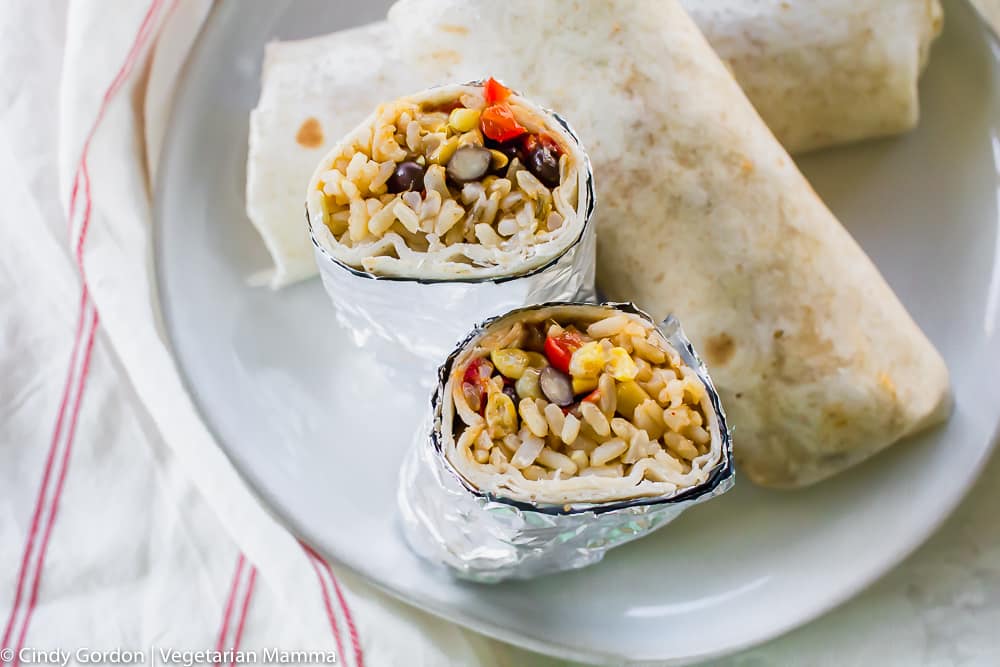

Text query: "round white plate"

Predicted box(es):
[155, 1, 1000, 664]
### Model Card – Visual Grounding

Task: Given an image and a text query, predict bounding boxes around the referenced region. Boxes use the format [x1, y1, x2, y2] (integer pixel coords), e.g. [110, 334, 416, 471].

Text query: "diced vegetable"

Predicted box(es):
[615, 380, 650, 420]
[463, 357, 493, 385]
[491, 348, 530, 379]
[448, 107, 481, 133]
[544, 331, 583, 373]
[488, 149, 509, 170]
[569, 341, 606, 378]
[480, 103, 527, 143]
[515, 367, 544, 400]
[573, 376, 599, 395]
[606, 347, 639, 381]
[483, 77, 512, 105]
[485, 391, 518, 438]
[524, 351, 548, 368]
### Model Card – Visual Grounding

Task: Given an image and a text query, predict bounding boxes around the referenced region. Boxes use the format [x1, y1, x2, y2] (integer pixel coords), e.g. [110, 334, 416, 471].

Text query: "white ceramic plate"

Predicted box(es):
[155, 1, 1000, 664]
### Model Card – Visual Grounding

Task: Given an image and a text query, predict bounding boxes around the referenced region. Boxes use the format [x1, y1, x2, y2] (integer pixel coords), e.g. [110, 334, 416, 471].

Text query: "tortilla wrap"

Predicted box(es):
[246, 0, 941, 288]
[386, 0, 950, 487]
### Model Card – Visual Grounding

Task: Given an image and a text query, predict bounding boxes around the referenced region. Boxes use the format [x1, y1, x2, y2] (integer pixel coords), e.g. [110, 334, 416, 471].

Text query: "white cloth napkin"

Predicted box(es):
[0, 1, 529, 665]
[3, 2, 998, 667]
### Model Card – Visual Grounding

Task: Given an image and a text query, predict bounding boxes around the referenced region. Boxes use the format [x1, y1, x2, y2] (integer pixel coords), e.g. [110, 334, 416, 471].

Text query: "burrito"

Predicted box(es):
[399, 303, 733, 580]
[305, 80, 596, 363]
[687, 0, 942, 153]
[246, 0, 941, 288]
[386, 0, 952, 488]
[306, 78, 590, 279]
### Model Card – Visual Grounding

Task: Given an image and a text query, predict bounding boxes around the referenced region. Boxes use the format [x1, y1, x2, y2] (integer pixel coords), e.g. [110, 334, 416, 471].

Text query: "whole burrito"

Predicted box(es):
[386, 0, 951, 487]
[246, 0, 941, 288]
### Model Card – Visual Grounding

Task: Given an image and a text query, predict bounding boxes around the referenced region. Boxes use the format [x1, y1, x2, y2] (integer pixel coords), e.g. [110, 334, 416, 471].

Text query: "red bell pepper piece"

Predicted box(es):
[480, 103, 527, 143]
[483, 77, 512, 105]
[543, 332, 583, 374]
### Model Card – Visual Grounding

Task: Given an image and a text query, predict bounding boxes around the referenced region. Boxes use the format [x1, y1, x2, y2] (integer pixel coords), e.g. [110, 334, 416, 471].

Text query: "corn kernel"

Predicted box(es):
[569, 341, 606, 378]
[606, 347, 639, 381]
[572, 375, 599, 395]
[615, 381, 650, 420]
[491, 348, 530, 379]
[428, 136, 459, 165]
[489, 149, 509, 170]
[448, 107, 481, 133]
[485, 391, 517, 439]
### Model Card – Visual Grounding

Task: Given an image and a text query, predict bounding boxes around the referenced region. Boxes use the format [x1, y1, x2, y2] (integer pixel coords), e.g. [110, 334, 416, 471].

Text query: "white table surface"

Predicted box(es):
[519, 446, 998, 665]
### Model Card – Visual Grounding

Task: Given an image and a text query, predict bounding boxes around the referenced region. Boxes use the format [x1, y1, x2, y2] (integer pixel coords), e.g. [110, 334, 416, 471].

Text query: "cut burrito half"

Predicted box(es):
[440, 304, 729, 505]
[399, 302, 733, 580]
[306, 78, 591, 280]
[388, 0, 952, 487]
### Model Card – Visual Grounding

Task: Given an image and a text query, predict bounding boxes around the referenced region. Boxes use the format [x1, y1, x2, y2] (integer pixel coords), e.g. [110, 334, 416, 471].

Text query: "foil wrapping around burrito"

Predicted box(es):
[307, 88, 597, 369]
[398, 302, 735, 582]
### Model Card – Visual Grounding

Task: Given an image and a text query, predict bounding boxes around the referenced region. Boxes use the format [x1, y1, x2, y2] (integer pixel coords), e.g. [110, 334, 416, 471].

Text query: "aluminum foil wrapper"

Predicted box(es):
[307, 92, 597, 371]
[398, 302, 735, 582]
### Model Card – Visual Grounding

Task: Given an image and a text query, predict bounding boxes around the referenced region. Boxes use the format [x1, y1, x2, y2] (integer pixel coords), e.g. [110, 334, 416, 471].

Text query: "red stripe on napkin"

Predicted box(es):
[300, 541, 364, 667]
[214, 554, 246, 662]
[1, 0, 167, 660]
[229, 567, 257, 667]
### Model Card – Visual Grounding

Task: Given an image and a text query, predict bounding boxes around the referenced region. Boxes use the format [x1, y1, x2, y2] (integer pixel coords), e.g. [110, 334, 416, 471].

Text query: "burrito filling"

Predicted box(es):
[445, 307, 721, 503]
[310, 78, 582, 275]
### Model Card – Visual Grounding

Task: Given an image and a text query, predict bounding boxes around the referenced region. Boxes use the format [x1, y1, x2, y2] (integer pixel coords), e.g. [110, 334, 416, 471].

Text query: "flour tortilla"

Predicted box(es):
[245, 0, 941, 287]
[386, 0, 950, 487]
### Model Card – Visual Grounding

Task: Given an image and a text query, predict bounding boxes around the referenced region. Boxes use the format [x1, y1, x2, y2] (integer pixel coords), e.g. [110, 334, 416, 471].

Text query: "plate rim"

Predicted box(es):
[152, 2, 1000, 664]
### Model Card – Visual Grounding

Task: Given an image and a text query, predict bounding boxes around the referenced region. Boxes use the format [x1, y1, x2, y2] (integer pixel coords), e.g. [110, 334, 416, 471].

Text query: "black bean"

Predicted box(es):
[502, 382, 519, 405]
[485, 137, 520, 160]
[539, 366, 574, 406]
[387, 161, 425, 193]
[525, 142, 560, 187]
[446, 145, 491, 183]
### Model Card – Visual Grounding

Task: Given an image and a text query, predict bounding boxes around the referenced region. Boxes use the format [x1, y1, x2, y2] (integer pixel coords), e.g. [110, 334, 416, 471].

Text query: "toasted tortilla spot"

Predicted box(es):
[705, 333, 735, 366]
[428, 49, 462, 64]
[878, 372, 897, 399]
[439, 23, 468, 35]
[295, 117, 324, 148]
